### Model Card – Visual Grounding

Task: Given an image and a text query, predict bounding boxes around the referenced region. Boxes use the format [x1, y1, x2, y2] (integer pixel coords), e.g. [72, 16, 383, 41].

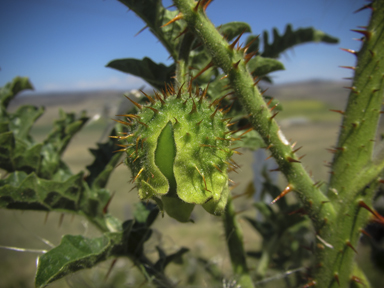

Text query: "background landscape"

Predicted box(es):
[1, 79, 381, 287]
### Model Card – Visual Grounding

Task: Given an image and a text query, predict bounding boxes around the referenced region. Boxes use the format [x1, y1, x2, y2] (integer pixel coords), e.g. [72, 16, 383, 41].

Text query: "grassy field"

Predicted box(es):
[1, 81, 382, 287]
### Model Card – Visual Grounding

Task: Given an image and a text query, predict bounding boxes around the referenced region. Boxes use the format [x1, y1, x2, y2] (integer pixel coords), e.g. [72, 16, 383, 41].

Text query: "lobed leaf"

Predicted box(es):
[106, 57, 175, 91]
[260, 24, 338, 58]
[35, 232, 125, 288]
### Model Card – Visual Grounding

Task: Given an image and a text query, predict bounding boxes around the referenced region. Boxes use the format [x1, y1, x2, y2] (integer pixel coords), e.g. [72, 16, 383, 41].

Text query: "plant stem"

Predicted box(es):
[173, 0, 334, 233]
[176, 31, 195, 90]
[314, 1, 384, 286]
[223, 196, 255, 288]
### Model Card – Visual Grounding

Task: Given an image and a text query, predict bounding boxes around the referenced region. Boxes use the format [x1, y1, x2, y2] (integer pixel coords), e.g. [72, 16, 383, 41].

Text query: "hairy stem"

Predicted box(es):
[173, 0, 335, 232]
[176, 31, 195, 90]
[223, 196, 255, 288]
[314, 1, 384, 287]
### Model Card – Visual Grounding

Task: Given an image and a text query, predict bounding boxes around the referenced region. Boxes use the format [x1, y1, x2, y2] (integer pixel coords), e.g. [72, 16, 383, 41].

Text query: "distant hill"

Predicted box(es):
[8, 80, 350, 123]
[264, 79, 350, 109]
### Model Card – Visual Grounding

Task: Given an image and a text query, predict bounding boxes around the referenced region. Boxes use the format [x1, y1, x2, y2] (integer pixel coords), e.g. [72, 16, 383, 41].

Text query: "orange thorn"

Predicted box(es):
[240, 127, 253, 137]
[222, 102, 234, 114]
[270, 103, 279, 112]
[140, 90, 155, 104]
[351, 276, 365, 286]
[292, 146, 303, 154]
[109, 134, 134, 140]
[132, 167, 144, 183]
[232, 60, 241, 69]
[334, 273, 340, 286]
[199, 82, 209, 104]
[210, 92, 233, 108]
[269, 168, 281, 172]
[176, 82, 185, 99]
[243, 35, 259, 53]
[351, 29, 372, 40]
[192, 61, 214, 81]
[326, 148, 337, 154]
[161, 12, 183, 28]
[174, 27, 189, 40]
[125, 95, 142, 110]
[287, 156, 301, 163]
[195, 84, 200, 98]
[194, 165, 210, 192]
[266, 97, 274, 106]
[44, 212, 49, 224]
[339, 65, 356, 70]
[269, 111, 279, 120]
[340, 48, 357, 56]
[298, 154, 306, 160]
[203, 0, 214, 11]
[213, 164, 223, 173]
[358, 200, 384, 223]
[194, 0, 202, 11]
[115, 113, 140, 119]
[244, 51, 257, 64]
[228, 29, 247, 50]
[210, 105, 220, 119]
[252, 77, 261, 87]
[271, 185, 293, 204]
[137, 120, 148, 128]
[302, 280, 317, 288]
[261, 88, 269, 95]
[344, 86, 357, 91]
[189, 99, 197, 114]
[154, 90, 165, 104]
[330, 109, 344, 115]
[346, 240, 358, 254]
[112, 148, 128, 153]
[174, 117, 179, 124]
[105, 259, 118, 281]
[135, 26, 148, 37]
[354, 3, 373, 13]
[145, 106, 159, 114]
[288, 207, 307, 216]
[111, 118, 133, 127]
[103, 192, 115, 214]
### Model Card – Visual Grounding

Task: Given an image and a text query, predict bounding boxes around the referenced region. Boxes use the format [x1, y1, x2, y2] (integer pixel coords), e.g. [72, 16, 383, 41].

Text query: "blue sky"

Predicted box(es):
[0, 0, 371, 93]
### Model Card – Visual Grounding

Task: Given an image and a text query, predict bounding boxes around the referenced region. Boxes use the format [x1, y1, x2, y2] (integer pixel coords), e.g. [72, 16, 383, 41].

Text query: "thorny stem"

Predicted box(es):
[223, 196, 255, 288]
[173, 0, 335, 231]
[314, 1, 384, 287]
[176, 31, 195, 90]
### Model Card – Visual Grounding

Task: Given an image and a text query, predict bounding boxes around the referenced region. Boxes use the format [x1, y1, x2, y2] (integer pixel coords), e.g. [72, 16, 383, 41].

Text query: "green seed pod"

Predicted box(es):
[113, 85, 234, 222]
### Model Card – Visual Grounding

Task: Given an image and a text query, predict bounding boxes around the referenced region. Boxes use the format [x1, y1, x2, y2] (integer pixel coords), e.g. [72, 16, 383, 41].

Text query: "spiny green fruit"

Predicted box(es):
[112, 84, 241, 222]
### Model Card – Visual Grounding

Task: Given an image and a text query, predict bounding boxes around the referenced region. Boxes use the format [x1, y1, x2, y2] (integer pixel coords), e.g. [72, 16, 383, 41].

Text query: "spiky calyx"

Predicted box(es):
[113, 85, 235, 222]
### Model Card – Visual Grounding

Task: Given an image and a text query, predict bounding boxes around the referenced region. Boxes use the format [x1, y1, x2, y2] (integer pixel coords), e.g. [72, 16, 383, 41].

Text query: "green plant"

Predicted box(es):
[1, 1, 383, 287]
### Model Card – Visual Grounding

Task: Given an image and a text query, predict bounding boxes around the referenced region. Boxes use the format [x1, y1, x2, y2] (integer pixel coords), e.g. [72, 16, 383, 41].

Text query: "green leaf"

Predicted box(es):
[9, 105, 44, 141]
[39, 110, 88, 179]
[231, 130, 264, 151]
[35, 232, 124, 288]
[118, 0, 185, 59]
[247, 56, 285, 77]
[154, 246, 189, 273]
[0, 76, 33, 109]
[86, 127, 124, 190]
[261, 24, 338, 58]
[218, 22, 251, 42]
[106, 57, 175, 91]
[0, 171, 84, 211]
